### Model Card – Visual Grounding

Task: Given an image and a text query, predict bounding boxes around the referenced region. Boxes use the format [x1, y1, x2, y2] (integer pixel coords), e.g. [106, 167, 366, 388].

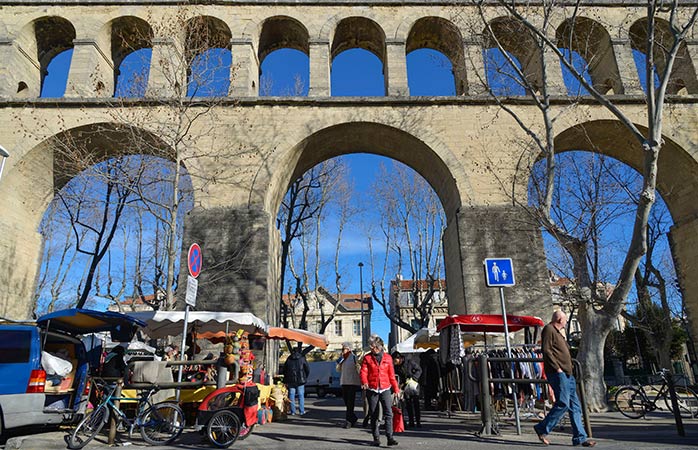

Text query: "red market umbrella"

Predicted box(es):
[436, 314, 544, 333]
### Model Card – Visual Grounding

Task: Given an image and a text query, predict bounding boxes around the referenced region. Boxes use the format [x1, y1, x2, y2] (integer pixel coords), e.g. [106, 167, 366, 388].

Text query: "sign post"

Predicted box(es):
[177, 243, 203, 400]
[483, 257, 521, 435]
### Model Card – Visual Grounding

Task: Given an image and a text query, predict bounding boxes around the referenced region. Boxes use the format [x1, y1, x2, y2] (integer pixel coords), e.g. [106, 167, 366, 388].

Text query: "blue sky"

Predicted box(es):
[37, 42, 671, 342]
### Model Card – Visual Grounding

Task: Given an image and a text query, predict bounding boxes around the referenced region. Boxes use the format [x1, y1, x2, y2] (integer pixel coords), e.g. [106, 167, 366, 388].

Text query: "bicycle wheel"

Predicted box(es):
[139, 402, 185, 445]
[663, 386, 698, 419]
[206, 409, 241, 448]
[67, 404, 109, 449]
[615, 386, 647, 419]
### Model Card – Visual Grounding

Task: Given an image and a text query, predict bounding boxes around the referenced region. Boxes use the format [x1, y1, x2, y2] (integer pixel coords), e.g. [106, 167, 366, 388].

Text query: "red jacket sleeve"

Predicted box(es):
[388, 359, 400, 393]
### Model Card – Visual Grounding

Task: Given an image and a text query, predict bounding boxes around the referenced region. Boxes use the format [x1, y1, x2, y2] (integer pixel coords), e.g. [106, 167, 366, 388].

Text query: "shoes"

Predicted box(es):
[344, 421, 352, 429]
[387, 439, 398, 446]
[415, 423, 422, 428]
[535, 429, 550, 446]
[580, 441, 596, 447]
[299, 411, 306, 416]
[372, 440, 381, 447]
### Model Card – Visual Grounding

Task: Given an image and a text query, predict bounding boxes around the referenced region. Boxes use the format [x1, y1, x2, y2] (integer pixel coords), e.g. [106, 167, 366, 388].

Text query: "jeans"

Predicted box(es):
[342, 385, 360, 423]
[288, 384, 305, 415]
[534, 372, 588, 445]
[367, 390, 394, 441]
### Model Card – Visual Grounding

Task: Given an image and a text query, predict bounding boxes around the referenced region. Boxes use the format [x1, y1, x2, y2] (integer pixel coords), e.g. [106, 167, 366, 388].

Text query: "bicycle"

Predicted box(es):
[614, 369, 698, 419]
[67, 379, 185, 448]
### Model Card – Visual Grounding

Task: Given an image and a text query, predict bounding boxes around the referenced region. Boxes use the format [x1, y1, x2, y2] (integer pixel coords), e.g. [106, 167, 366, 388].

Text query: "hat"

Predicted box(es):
[342, 342, 352, 349]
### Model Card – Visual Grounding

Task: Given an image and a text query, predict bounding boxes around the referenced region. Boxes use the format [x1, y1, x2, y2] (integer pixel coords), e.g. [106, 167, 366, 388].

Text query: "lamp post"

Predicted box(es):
[358, 262, 365, 349]
[0, 145, 9, 184]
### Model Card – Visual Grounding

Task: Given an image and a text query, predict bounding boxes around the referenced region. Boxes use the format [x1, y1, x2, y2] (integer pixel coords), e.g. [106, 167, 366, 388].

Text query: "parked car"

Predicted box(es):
[305, 361, 342, 398]
[0, 308, 144, 436]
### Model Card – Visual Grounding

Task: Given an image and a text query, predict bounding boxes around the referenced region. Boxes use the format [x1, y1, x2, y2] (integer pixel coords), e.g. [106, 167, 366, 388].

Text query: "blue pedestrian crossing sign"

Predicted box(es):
[484, 258, 515, 287]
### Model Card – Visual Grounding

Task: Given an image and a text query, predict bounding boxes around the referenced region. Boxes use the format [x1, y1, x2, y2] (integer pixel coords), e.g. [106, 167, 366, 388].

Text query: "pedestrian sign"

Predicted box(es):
[484, 258, 515, 287]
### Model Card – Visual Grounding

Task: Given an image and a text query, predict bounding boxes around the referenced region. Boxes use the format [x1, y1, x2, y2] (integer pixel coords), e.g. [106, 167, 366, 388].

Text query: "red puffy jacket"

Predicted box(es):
[360, 351, 400, 393]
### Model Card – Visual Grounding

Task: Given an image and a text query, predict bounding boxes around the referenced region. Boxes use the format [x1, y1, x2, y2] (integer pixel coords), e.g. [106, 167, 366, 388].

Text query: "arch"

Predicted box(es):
[185, 16, 233, 97]
[556, 17, 619, 95]
[258, 16, 309, 64]
[330, 17, 386, 62]
[30, 16, 76, 95]
[629, 17, 698, 94]
[553, 120, 698, 223]
[484, 16, 542, 94]
[260, 122, 465, 223]
[107, 16, 153, 97]
[406, 17, 465, 95]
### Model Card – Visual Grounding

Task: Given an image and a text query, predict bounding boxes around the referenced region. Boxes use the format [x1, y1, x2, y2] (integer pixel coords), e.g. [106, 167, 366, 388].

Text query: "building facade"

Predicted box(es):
[285, 287, 372, 352]
[389, 277, 448, 349]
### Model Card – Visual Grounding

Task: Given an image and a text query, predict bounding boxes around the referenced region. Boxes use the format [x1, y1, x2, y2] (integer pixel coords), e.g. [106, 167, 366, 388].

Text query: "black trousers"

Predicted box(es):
[404, 394, 420, 425]
[342, 385, 359, 423]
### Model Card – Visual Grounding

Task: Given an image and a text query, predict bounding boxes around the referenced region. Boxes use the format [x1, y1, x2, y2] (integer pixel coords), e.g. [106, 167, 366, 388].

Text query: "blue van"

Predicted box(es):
[0, 309, 144, 436]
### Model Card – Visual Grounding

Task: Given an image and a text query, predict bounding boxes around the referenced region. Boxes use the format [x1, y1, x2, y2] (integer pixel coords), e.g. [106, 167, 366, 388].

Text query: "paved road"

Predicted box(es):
[3, 396, 698, 449]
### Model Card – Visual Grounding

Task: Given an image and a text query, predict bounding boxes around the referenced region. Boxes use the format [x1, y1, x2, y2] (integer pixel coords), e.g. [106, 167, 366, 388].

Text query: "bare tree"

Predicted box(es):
[461, 0, 698, 409]
[365, 161, 445, 335]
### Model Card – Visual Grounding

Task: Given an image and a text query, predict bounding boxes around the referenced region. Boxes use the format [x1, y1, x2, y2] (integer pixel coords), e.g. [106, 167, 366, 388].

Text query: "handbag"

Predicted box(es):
[392, 406, 405, 433]
[404, 377, 420, 396]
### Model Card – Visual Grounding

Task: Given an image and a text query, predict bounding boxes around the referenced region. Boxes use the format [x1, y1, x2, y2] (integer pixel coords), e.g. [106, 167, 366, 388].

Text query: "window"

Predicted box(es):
[411, 319, 421, 330]
[315, 321, 323, 333]
[334, 320, 343, 336]
[353, 319, 361, 335]
[0, 330, 31, 363]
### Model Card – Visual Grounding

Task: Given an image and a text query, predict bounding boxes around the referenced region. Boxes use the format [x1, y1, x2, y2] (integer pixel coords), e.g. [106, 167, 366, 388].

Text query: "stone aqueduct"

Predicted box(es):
[1, 1, 698, 350]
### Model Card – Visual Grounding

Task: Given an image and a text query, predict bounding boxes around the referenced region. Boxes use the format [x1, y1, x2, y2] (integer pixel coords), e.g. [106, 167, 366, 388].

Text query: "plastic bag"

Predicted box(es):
[392, 406, 404, 433]
[404, 377, 420, 396]
[41, 351, 72, 376]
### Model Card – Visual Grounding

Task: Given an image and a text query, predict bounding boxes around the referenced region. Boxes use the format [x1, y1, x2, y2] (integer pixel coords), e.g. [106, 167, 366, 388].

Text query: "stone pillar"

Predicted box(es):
[177, 207, 275, 324]
[0, 38, 40, 97]
[146, 37, 185, 98]
[64, 39, 113, 98]
[463, 37, 488, 96]
[669, 218, 698, 356]
[385, 39, 408, 96]
[230, 38, 258, 97]
[309, 38, 330, 97]
[611, 38, 644, 95]
[443, 206, 551, 318]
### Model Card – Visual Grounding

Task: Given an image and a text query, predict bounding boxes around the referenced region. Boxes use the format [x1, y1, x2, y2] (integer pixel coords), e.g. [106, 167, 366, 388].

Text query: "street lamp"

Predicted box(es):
[0, 145, 9, 184]
[358, 262, 365, 349]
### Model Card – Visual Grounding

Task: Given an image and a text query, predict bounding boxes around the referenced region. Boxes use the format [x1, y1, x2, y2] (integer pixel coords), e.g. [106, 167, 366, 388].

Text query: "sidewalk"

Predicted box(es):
[3, 397, 697, 449]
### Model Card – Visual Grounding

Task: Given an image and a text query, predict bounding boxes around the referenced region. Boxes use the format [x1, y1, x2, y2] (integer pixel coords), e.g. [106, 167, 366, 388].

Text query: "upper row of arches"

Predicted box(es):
[6, 12, 698, 98]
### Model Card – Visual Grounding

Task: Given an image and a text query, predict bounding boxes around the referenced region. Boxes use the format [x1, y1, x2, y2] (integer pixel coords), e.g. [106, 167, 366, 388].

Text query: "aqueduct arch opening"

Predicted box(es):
[0, 122, 178, 318]
[552, 119, 698, 346]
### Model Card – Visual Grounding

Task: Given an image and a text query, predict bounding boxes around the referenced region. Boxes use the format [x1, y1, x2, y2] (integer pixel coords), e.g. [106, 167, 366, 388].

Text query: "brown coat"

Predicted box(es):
[541, 323, 573, 376]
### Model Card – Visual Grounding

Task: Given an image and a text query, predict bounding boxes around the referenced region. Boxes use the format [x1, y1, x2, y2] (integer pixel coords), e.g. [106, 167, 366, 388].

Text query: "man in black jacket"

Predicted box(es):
[283, 348, 310, 415]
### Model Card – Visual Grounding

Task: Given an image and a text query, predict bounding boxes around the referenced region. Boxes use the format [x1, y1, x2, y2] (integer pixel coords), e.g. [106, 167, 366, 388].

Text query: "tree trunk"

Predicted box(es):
[577, 312, 612, 412]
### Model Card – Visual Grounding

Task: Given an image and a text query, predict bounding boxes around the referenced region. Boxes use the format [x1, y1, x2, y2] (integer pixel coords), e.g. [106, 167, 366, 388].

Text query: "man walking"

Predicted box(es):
[534, 311, 596, 447]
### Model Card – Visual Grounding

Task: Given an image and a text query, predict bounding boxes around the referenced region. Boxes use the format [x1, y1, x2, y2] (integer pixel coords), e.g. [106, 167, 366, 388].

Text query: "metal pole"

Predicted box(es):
[359, 262, 364, 349]
[176, 305, 191, 402]
[0, 146, 8, 184]
[499, 287, 521, 435]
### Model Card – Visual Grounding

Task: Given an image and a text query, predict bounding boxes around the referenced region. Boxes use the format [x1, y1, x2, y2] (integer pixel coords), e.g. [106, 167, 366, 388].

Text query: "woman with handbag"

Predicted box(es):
[392, 352, 422, 428]
[360, 335, 400, 447]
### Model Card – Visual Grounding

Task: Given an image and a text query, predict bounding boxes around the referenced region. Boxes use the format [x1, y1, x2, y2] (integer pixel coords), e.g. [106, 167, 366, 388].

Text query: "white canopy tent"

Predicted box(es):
[127, 311, 268, 338]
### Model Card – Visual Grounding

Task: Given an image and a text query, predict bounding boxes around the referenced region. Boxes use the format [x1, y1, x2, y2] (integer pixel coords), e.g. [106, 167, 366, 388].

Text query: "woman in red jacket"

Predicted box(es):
[360, 334, 400, 447]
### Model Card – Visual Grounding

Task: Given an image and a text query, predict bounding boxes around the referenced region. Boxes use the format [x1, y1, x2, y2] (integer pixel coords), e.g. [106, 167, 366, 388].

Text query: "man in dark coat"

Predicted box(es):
[283, 348, 310, 415]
